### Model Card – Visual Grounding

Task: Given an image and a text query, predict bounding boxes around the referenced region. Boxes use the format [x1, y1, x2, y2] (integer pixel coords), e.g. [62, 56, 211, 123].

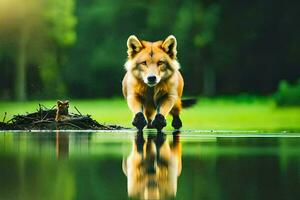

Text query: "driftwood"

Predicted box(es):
[0, 104, 125, 131]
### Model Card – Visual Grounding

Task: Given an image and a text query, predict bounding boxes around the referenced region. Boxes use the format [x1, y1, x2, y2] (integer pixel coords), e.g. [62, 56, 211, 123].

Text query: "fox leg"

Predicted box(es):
[152, 95, 177, 131]
[170, 100, 182, 129]
[127, 95, 147, 131]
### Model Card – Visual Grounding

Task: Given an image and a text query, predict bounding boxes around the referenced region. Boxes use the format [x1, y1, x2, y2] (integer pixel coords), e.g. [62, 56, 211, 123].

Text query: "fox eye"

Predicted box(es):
[157, 61, 165, 66]
[140, 61, 147, 65]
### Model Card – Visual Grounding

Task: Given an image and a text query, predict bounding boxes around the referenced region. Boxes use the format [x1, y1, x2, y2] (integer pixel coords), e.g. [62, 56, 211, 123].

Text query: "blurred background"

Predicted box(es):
[0, 0, 299, 101]
[0, 0, 300, 130]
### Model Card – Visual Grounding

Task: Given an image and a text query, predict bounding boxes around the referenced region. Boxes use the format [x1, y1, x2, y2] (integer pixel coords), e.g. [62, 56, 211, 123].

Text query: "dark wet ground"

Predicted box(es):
[0, 131, 299, 200]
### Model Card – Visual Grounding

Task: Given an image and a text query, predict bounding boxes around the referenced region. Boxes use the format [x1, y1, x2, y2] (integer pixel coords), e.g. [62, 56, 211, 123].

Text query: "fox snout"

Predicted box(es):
[147, 75, 157, 83]
[145, 75, 160, 87]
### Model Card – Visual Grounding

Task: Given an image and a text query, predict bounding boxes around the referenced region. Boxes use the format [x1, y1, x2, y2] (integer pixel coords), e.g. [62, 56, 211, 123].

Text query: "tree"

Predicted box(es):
[0, 0, 40, 101]
[0, 0, 76, 101]
[173, 1, 220, 96]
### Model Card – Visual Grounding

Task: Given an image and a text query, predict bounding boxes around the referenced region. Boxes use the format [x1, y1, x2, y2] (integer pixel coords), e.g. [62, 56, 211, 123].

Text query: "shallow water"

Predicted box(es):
[0, 131, 299, 200]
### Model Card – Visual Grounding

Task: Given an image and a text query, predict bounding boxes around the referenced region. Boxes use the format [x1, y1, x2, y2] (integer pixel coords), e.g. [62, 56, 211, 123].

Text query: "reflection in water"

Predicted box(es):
[123, 131, 182, 200]
[56, 131, 69, 159]
[0, 132, 300, 199]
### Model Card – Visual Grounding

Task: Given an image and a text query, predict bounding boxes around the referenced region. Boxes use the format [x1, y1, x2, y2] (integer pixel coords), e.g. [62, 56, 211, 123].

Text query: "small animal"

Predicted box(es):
[55, 100, 69, 121]
[122, 35, 195, 131]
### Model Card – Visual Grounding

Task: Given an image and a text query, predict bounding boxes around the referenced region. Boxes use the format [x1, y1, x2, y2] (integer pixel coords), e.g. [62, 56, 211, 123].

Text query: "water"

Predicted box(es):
[0, 131, 299, 200]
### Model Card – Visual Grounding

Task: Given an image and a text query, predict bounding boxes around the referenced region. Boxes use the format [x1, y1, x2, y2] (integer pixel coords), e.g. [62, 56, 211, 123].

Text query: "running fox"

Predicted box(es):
[122, 35, 195, 131]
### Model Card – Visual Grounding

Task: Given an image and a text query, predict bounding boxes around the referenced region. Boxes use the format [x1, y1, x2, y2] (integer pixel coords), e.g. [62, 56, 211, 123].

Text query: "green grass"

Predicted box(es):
[0, 98, 300, 131]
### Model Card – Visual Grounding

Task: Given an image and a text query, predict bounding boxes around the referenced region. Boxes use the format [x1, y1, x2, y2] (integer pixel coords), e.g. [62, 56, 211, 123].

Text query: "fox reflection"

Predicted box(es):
[122, 132, 182, 200]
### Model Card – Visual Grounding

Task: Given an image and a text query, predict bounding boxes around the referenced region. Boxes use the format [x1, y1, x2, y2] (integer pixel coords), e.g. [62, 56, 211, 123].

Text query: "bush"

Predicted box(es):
[274, 80, 300, 106]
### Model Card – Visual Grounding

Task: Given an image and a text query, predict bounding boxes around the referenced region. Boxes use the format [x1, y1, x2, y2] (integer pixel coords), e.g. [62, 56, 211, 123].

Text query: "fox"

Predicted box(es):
[122, 35, 195, 131]
[122, 132, 182, 199]
[55, 100, 69, 121]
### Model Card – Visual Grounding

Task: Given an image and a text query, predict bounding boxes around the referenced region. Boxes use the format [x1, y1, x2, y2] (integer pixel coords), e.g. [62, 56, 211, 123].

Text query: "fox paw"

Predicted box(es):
[172, 116, 182, 129]
[151, 114, 166, 131]
[132, 112, 147, 131]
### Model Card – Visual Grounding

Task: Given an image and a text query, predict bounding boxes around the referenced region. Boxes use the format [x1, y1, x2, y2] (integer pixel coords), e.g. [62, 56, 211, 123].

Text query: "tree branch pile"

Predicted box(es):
[0, 104, 125, 131]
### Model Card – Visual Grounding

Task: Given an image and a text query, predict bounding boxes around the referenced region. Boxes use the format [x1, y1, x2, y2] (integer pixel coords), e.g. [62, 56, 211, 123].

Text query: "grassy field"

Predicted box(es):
[0, 98, 300, 131]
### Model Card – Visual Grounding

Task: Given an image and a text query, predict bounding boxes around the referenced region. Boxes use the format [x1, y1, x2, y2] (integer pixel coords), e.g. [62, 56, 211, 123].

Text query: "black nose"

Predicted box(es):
[147, 76, 157, 83]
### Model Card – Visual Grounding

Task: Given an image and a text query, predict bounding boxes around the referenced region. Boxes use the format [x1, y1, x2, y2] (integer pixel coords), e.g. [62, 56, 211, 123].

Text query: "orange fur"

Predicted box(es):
[123, 35, 184, 129]
[123, 133, 182, 199]
[55, 100, 69, 122]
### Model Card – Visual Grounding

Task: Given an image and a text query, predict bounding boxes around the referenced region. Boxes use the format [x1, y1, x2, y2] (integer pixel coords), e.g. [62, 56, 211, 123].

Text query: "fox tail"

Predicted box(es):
[181, 98, 197, 108]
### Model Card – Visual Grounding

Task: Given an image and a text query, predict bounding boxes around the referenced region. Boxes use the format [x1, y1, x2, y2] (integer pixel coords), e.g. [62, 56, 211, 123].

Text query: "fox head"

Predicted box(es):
[125, 35, 180, 87]
[56, 100, 69, 115]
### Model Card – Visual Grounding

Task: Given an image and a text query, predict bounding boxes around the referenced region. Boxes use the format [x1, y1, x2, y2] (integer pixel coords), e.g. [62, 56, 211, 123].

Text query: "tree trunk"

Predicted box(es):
[15, 25, 29, 101]
[203, 65, 216, 96]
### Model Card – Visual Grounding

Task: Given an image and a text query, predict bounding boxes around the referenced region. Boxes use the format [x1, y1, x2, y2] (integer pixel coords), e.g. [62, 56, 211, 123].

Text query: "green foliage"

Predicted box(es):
[0, 0, 77, 100]
[193, 4, 220, 48]
[1, 0, 300, 99]
[39, 52, 67, 98]
[44, 0, 77, 46]
[275, 80, 300, 106]
[37, 0, 77, 98]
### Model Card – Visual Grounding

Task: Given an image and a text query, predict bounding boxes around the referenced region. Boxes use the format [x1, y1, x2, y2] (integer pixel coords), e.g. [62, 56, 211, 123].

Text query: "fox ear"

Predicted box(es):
[162, 35, 177, 59]
[127, 35, 143, 58]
